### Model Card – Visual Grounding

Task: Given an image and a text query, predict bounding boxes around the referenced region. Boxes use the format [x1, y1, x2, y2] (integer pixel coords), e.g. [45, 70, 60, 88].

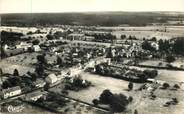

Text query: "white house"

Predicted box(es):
[16, 42, 32, 51]
[33, 79, 46, 88]
[2, 86, 21, 99]
[45, 73, 58, 84]
[151, 42, 159, 50]
[25, 92, 43, 101]
[4, 44, 9, 51]
[33, 45, 41, 52]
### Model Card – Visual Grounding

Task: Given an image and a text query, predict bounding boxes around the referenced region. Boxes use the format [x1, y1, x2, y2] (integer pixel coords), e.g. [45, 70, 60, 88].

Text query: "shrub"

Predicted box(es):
[110, 94, 129, 112]
[92, 99, 99, 105]
[173, 84, 180, 89]
[99, 90, 129, 112]
[128, 82, 133, 90]
[165, 55, 175, 63]
[143, 70, 158, 78]
[13, 69, 19, 76]
[99, 89, 113, 104]
[134, 109, 138, 114]
[162, 83, 170, 89]
[128, 96, 133, 102]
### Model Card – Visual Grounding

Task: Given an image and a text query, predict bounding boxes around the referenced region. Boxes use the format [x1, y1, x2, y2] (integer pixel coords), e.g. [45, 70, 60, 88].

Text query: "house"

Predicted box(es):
[68, 33, 85, 41]
[45, 74, 58, 84]
[85, 36, 95, 41]
[4, 44, 9, 51]
[25, 91, 43, 101]
[151, 42, 159, 50]
[33, 79, 46, 88]
[33, 45, 41, 52]
[2, 86, 21, 99]
[16, 42, 32, 51]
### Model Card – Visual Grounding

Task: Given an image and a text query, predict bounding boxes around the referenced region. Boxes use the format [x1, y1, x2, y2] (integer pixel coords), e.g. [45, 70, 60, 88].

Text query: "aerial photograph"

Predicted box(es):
[0, 0, 184, 114]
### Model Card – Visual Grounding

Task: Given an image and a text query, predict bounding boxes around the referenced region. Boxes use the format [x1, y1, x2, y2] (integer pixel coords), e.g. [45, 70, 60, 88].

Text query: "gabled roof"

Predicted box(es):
[2, 86, 21, 93]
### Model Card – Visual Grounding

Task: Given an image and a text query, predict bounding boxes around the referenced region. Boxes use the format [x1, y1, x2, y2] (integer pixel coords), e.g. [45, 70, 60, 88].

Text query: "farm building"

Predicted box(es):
[2, 86, 21, 99]
[33, 45, 41, 52]
[33, 79, 46, 88]
[25, 91, 43, 101]
[45, 74, 58, 84]
[16, 42, 32, 51]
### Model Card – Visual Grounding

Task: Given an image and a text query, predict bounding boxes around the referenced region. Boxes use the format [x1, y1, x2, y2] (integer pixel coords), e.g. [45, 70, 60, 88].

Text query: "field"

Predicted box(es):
[59, 71, 184, 114]
[0, 61, 34, 75]
[128, 66, 184, 82]
[67, 72, 142, 104]
[133, 89, 184, 114]
[97, 26, 184, 40]
[112, 30, 184, 40]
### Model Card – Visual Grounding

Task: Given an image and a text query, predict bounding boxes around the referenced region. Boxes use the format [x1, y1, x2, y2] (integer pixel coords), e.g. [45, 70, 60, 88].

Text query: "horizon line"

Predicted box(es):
[1, 11, 184, 14]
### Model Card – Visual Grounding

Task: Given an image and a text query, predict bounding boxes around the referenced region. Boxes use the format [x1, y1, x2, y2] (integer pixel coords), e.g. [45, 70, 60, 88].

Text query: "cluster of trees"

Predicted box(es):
[35, 54, 47, 77]
[142, 40, 156, 51]
[93, 89, 132, 112]
[158, 39, 171, 53]
[32, 39, 40, 45]
[158, 38, 184, 55]
[90, 33, 116, 43]
[172, 38, 184, 55]
[142, 69, 158, 78]
[95, 63, 158, 82]
[1, 68, 29, 90]
[26, 29, 44, 35]
[46, 30, 72, 40]
[64, 76, 91, 91]
[165, 55, 176, 63]
[141, 38, 184, 56]
[1, 31, 23, 45]
[120, 35, 137, 40]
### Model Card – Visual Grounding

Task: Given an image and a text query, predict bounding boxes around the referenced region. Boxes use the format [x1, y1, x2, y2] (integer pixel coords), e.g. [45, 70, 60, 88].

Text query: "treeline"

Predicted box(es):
[88, 33, 116, 43]
[1, 12, 182, 26]
[142, 37, 184, 56]
[1, 30, 24, 45]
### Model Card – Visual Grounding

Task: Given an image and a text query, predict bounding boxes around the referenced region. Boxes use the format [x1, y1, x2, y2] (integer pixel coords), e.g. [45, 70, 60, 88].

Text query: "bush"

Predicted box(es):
[128, 82, 133, 90]
[13, 69, 19, 76]
[128, 96, 133, 102]
[162, 83, 170, 89]
[173, 84, 180, 89]
[32, 39, 40, 45]
[99, 89, 113, 104]
[92, 99, 99, 105]
[134, 109, 138, 114]
[143, 70, 158, 78]
[99, 90, 129, 112]
[110, 94, 129, 112]
[165, 55, 175, 63]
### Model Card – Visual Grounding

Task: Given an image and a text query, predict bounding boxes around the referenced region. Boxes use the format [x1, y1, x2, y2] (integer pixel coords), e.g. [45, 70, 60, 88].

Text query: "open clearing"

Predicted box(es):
[67, 71, 142, 103]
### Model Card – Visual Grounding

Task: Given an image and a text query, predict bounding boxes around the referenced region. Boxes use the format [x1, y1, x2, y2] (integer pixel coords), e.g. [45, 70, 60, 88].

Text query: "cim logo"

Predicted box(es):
[7, 105, 24, 113]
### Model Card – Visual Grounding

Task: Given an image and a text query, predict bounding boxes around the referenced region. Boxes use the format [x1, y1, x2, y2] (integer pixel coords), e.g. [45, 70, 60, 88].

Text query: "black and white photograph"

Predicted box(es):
[0, 0, 184, 114]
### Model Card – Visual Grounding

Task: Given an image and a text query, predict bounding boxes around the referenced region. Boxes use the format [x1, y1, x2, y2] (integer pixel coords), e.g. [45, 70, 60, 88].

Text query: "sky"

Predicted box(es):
[1, 0, 184, 13]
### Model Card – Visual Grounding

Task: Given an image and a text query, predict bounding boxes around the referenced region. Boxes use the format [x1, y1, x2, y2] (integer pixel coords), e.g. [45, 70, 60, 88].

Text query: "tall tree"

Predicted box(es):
[13, 69, 19, 76]
[128, 82, 133, 90]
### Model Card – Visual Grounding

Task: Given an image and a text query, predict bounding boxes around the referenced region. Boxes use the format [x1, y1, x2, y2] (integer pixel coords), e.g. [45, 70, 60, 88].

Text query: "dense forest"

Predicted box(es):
[1, 12, 184, 26]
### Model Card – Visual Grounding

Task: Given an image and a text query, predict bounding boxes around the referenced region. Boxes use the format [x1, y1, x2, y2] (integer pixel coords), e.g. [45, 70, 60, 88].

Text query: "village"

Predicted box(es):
[0, 23, 184, 114]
